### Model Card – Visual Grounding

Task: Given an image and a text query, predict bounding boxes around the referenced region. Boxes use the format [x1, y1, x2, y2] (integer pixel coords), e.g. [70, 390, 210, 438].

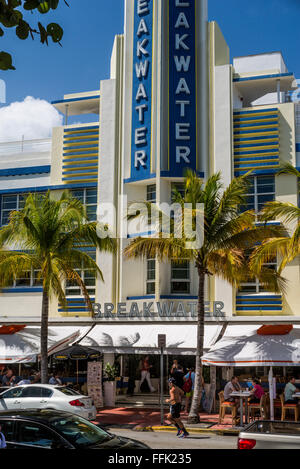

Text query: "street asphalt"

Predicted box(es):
[109, 428, 237, 449]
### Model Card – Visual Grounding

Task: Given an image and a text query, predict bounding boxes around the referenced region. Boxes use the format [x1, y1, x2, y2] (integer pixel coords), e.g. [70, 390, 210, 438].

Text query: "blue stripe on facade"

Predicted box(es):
[234, 121, 279, 129]
[235, 155, 279, 163]
[0, 183, 97, 195]
[235, 169, 279, 176]
[62, 176, 97, 181]
[0, 166, 51, 177]
[234, 136, 279, 142]
[63, 151, 98, 157]
[236, 300, 282, 305]
[62, 164, 98, 169]
[124, 171, 205, 184]
[236, 295, 282, 299]
[1, 288, 43, 293]
[64, 126, 99, 130]
[63, 157, 98, 163]
[236, 306, 282, 311]
[63, 126, 99, 132]
[62, 169, 98, 175]
[235, 142, 279, 149]
[234, 108, 278, 115]
[234, 115, 278, 122]
[234, 128, 278, 135]
[63, 143, 98, 148]
[236, 161, 280, 169]
[235, 149, 279, 156]
[64, 138, 99, 143]
[127, 296, 155, 300]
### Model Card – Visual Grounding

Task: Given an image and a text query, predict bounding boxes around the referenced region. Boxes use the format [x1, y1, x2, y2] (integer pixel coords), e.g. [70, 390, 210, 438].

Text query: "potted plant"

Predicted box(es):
[103, 363, 118, 407]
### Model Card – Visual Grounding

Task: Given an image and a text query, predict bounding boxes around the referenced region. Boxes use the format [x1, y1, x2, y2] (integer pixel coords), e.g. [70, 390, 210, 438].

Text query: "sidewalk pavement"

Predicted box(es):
[94, 407, 239, 435]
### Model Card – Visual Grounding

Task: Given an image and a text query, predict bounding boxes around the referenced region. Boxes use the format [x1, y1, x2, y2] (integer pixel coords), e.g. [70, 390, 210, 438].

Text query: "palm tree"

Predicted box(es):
[250, 163, 300, 274]
[124, 170, 286, 424]
[0, 191, 116, 383]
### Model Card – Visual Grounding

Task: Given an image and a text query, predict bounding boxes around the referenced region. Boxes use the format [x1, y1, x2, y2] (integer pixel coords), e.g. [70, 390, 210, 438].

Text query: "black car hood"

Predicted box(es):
[87, 435, 149, 450]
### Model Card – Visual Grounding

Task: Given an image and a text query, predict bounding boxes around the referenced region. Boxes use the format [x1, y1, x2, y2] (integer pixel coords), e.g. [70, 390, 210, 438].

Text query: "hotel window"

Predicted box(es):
[146, 257, 156, 295]
[171, 183, 185, 202]
[13, 269, 43, 288]
[171, 260, 190, 294]
[1, 193, 46, 226]
[71, 188, 97, 222]
[147, 185, 156, 225]
[238, 251, 277, 294]
[147, 185, 156, 203]
[65, 250, 96, 297]
[1, 193, 29, 226]
[242, 176, 275, 214]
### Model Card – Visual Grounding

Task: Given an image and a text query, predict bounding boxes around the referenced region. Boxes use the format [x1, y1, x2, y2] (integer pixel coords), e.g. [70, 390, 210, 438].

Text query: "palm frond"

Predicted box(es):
[278, 162, 300, 178]
[261, 201, 300, 224]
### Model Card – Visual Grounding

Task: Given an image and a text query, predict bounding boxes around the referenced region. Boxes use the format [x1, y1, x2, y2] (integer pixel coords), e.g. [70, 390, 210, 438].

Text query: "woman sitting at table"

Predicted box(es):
[249, 379, 265, 404]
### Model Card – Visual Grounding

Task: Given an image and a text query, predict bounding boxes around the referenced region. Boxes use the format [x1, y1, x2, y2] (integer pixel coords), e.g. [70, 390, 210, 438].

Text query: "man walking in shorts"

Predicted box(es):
[166, 378, 189, 438]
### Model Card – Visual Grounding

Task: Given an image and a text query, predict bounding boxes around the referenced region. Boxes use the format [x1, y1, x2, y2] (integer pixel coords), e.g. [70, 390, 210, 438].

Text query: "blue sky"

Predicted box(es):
[0, 0, 299, 134]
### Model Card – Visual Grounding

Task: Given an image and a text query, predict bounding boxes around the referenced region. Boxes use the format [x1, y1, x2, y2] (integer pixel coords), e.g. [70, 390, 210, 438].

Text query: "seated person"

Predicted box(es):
[249, 379, 265, 404]
[49, 373, 62, 386]
[284, 376, 299, 404]
[224, 376, 241, 405]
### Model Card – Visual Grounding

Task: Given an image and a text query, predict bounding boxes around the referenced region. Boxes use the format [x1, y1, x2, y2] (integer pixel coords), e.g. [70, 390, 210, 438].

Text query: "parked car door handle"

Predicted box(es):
[14, 400, 21, 404]
[40, 400, 48, 403]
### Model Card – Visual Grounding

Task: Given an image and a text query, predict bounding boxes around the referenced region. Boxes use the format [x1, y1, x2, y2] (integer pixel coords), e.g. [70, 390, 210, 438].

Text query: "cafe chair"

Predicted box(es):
[280, 394, 299, 422]
[218, 391, 238, 426]
[248, 394, 267, 421]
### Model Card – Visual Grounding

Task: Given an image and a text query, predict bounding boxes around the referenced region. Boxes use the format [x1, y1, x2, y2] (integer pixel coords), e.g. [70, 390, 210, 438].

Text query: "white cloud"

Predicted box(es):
[0, 96, 63, 142]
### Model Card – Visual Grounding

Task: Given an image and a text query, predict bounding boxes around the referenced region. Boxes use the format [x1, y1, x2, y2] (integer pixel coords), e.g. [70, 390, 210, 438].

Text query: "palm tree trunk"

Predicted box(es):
[40, 289, 49, 384]
[187, 268, 205, 424]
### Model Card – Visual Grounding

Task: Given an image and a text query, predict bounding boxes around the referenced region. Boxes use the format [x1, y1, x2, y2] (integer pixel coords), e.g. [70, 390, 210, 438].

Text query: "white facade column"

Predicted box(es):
[97, 79, 118, 305]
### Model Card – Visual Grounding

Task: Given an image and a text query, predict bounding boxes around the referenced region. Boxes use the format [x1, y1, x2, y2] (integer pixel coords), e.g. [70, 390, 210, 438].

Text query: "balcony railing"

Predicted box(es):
[0, 138, 52, 155]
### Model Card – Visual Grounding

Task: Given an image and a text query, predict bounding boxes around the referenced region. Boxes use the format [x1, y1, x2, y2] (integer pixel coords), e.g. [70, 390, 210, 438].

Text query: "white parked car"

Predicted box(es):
[0, 385, 97, 421]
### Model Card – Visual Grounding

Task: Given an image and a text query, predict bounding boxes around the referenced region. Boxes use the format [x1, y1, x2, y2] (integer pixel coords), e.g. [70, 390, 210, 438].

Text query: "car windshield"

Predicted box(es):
[50, 415, 111, 447]
[55, 387, 81, 396]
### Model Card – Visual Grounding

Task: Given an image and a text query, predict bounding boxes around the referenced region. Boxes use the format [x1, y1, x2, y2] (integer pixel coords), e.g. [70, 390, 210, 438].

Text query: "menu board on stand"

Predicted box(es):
[87, 361, 103, 409]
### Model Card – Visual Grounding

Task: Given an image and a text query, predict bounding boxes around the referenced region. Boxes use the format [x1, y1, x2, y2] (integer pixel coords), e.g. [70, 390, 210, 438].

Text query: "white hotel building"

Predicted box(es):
[0, 0, 300, 372]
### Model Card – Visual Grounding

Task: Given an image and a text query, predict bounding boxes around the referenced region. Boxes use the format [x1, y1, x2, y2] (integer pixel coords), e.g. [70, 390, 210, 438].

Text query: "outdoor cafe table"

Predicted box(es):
[230, 391, 252, 426]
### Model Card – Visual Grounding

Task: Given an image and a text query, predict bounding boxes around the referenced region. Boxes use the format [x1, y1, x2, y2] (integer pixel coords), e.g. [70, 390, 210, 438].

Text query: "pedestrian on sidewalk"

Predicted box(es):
[139, 356, 156, 393]
[183, 368, 195, 414]
[166, 378, 189, 439]
[170, 363, 185, 390]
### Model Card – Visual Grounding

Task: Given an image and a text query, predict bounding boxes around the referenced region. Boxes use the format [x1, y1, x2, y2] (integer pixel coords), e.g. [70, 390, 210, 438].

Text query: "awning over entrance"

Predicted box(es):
[0, 326, 91, 363]
[80, 324, 224, 355]
[201, 325, 300, 367]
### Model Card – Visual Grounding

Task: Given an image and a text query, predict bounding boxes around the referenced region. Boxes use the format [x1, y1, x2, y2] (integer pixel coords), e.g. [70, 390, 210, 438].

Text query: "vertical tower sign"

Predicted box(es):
[169, 0, 197, 176]
[131, 0, 154, 180]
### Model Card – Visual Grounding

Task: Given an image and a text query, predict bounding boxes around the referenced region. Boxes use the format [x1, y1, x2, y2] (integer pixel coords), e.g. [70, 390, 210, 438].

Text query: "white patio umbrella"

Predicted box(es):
[201, 325, 300, 420]
[0, 326, 91, 364]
